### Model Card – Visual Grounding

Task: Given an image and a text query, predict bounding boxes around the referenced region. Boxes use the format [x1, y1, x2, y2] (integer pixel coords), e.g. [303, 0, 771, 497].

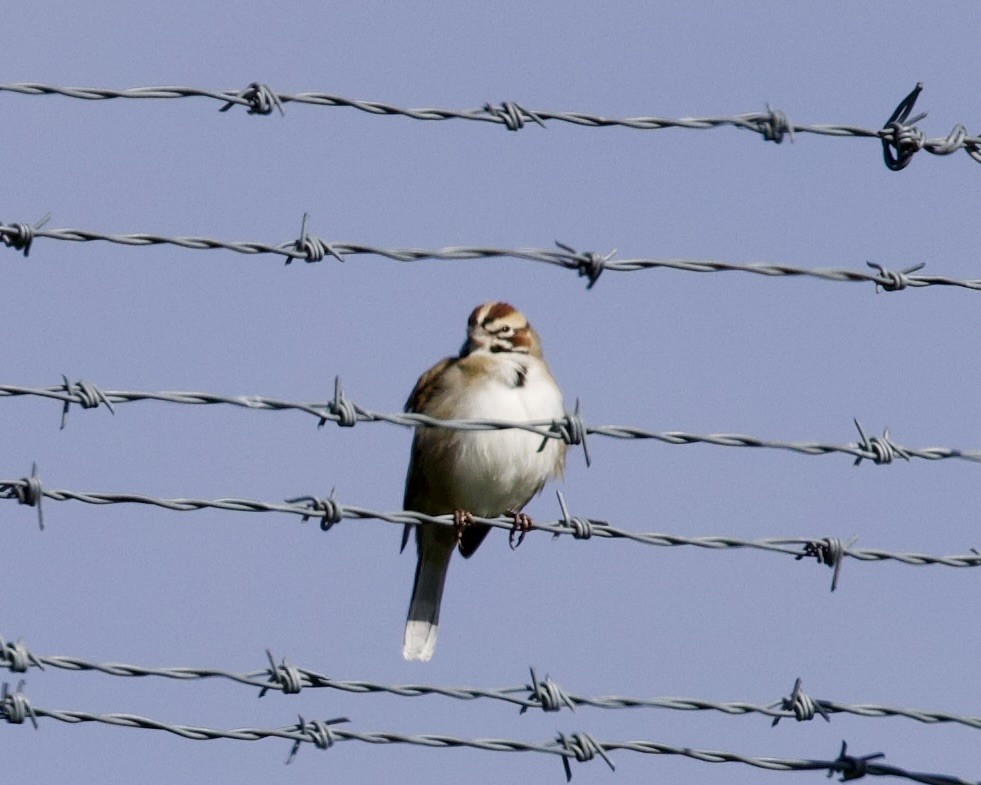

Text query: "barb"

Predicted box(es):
[1, 690, 973, 785]
[770, 678, 831, 726]
[881, 83, 926, 171]
[5, 641, 980, 734]
[285, 715, 348, 764]
[0, 213, 49, 257]
[217, 82, 284, 116]
[0, 680, 37, 728]
[5, 219, 981, 294]
[2, 81, 978, 167]
[282, 212, 344, 264]
[59, 376, 115, 430]
[555, 731, 616, 780]
[1, 476, 979, 574]
[3, 381, 981, 468]
[6, 462, 46, 531]
[832, 741, 887, 783]
[796, 536, 858, 592]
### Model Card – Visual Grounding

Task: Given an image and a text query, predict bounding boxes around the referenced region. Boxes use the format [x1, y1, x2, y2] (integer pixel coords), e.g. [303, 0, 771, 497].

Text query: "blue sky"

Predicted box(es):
[3, 3, 980, 783]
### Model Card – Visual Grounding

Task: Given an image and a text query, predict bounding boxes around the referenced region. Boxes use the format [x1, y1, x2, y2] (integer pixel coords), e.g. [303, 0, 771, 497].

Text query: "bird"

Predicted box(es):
[401, 302, 566, 661]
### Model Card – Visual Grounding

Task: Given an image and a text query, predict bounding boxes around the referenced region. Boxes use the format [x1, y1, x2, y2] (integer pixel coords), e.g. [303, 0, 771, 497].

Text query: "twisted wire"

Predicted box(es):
[770, 678, 831, 726]
[4, 219, 981, 293]
[2, 81, 978, 168]
[1, 477, 978, 573]
[1, 685, 974, 784]
[2, 381, 980, 468]
[4, 642, 980, 733]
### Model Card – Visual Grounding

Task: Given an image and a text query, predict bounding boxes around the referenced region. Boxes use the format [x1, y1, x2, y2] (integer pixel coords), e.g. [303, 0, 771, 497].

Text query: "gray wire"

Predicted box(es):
[2, 218, 978, 293]
[1, 80, 977, 169]
[2, 379, 979, 468]
[1, 477, 978, 576]
[0, 683, 975, 783]
[2, 640, 978, 733]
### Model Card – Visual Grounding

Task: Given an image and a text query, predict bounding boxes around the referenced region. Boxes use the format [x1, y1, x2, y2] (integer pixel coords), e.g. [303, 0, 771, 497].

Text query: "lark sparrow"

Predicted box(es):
[401, 302, 566, 661]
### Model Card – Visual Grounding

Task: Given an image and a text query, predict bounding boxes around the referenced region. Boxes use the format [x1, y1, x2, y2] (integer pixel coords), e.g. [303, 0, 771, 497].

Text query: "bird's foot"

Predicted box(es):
[508, 510, 533, 550]
[453, 509, 475, 546]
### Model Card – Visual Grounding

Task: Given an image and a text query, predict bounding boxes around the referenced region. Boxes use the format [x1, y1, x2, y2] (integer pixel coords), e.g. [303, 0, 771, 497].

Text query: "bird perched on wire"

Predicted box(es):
[401, 302, 566, 661]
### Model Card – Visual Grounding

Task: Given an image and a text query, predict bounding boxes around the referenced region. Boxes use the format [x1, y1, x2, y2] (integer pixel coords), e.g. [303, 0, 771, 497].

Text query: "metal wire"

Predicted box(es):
[3, 217, 979, 294]
[1, 80, 978, 169]
[3, 78, 975, 783]
[1, 476, 978, 580]
[2, 379, 980, 469]
[0, 683, 973, 783]
[3, 640, 978, 734]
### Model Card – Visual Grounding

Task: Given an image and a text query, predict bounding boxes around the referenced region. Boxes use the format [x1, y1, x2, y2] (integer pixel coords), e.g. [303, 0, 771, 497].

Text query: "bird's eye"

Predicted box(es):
[498, 326, 513, 336]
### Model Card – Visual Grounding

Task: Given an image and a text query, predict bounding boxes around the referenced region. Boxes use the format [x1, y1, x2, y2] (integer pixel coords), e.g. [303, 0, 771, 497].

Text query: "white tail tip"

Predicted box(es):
[402, 620, 438, 661]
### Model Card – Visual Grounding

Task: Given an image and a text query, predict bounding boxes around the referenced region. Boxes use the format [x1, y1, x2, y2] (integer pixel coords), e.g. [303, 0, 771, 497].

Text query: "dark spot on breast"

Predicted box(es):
[514, 363, 527, 387]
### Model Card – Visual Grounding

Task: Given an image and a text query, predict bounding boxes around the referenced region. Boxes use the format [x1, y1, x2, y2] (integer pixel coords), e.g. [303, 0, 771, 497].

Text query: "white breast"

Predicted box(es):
[439, 355, 564, 516]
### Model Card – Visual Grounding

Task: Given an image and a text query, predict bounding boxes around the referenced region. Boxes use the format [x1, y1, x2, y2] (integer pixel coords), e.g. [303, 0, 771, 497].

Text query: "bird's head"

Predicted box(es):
[461, 302, 542, 358]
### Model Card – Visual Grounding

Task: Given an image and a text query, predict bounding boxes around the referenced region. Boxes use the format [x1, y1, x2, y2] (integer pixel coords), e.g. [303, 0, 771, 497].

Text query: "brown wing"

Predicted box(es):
[400, 357, 457, 553]
[404, 356, 456, 415]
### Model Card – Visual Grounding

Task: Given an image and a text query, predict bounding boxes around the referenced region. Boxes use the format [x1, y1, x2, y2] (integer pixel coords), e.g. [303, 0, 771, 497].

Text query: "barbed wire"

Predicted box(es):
[3, 378, 981, 470]
[1, 683, 974, 783]
[4, 79, 975, 785]
[4, 215, 980, 293]
[3, 640, 978, 735]
[1, 81, 977, 169]
[2, 474, 978, 589]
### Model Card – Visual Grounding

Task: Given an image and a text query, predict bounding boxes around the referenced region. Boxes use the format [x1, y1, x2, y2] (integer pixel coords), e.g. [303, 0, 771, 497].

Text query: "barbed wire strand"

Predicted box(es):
[1, 476, 979, 583]
[3, 641, 978, 735]
[4, 216, 980, 294]
[2, 81, 975, 784]
[1, 81, 978, 169]
[1, 684, 975, 783]
[2, 379, 980, 469]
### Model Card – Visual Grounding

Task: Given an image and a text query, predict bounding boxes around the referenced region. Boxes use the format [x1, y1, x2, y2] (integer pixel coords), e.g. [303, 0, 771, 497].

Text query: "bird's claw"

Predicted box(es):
[508, 510, 533, 550]
[453, 509, 475, 546]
